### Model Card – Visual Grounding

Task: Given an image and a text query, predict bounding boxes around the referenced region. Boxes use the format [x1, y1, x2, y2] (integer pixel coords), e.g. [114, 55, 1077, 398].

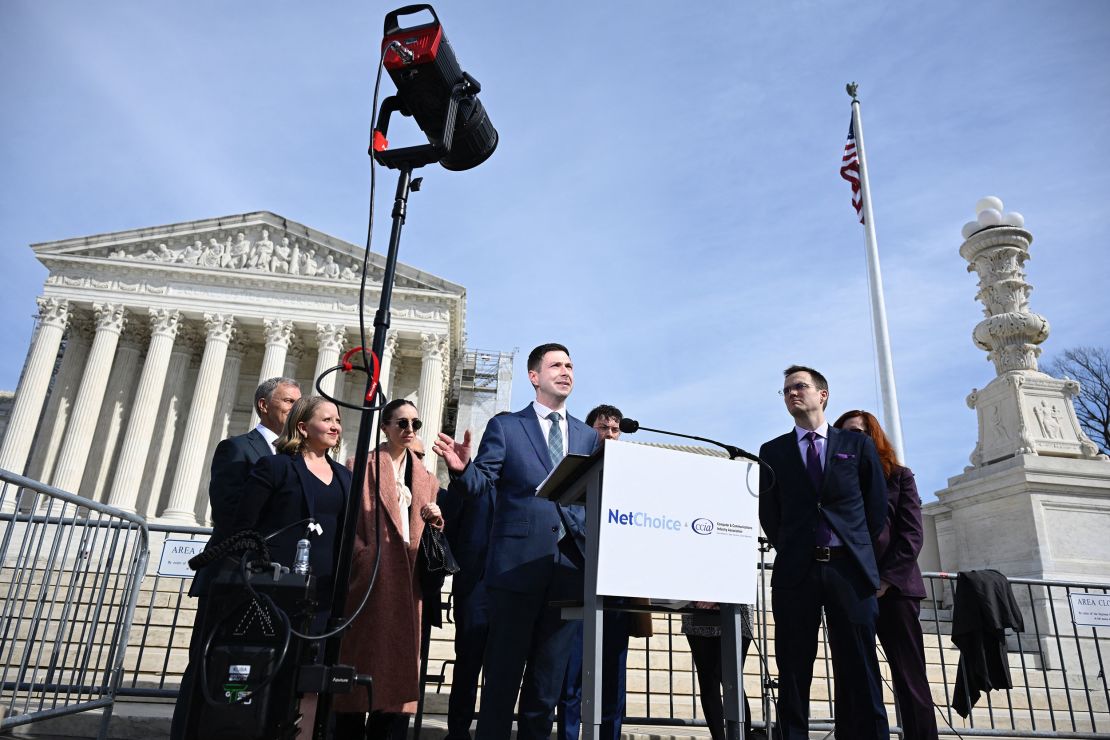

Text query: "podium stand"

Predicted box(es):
[540, 440, 759, 740]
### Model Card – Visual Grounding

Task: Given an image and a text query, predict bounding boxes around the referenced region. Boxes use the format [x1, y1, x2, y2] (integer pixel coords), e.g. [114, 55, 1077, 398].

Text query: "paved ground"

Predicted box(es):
[2, 701, 789, 740]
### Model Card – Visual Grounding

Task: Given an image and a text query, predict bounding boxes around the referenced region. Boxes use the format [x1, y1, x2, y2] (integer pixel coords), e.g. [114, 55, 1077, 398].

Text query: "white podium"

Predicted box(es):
[542, 440, 760, 740]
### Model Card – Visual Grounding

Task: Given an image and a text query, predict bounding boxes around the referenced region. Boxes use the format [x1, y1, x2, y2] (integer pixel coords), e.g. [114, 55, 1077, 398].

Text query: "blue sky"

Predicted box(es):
[2, 1, 1108, 501]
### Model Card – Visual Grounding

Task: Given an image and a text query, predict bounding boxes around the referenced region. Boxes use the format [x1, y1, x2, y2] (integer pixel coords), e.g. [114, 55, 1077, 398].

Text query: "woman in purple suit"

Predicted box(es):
[834, 410, 939, 740]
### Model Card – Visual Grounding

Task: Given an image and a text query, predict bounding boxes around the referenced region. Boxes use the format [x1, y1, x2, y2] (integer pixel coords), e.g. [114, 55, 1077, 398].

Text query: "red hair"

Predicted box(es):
[833, 409, 900, 478]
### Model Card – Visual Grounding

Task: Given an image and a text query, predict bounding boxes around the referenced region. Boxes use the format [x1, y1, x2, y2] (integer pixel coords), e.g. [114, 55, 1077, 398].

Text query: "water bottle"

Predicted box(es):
[293, 538, 311, 575]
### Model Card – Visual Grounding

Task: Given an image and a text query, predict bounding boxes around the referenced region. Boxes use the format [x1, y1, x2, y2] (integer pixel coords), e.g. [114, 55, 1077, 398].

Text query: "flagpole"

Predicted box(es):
[847, 83, 907, 463]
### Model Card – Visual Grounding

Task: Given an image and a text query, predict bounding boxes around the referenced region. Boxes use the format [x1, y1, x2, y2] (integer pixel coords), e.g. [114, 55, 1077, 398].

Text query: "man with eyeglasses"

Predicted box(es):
[434, 343, 599, 740]
[758, 365, 889, 740]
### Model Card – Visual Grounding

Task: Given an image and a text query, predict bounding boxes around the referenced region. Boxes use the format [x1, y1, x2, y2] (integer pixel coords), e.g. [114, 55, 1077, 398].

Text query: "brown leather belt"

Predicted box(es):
[814, 546, 849, 562]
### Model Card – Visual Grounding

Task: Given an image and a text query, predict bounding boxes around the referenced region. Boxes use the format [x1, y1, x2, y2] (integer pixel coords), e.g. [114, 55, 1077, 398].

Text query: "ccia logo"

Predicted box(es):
[691, 518, 714, 535]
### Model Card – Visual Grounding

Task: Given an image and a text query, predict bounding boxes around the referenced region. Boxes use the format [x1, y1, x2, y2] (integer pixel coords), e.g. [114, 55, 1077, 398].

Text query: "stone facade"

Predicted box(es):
[0, 211, 510, 521]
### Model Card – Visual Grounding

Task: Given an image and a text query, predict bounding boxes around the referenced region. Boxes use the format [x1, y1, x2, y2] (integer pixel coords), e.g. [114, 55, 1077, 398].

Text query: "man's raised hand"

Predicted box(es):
[433, 429, 472, 473]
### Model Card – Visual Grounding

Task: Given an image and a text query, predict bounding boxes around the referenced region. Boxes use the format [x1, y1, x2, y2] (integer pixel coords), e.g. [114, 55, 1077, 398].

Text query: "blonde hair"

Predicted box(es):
[275, 396, 342, 456]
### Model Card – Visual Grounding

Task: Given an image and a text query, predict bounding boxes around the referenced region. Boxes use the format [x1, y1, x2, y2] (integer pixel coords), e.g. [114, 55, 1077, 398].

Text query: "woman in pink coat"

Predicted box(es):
[333, 399, 444, 740]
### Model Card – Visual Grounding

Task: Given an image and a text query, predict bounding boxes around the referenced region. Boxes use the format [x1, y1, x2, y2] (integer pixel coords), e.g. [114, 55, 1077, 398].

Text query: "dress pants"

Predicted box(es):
[446, 581, 490, 740]
[476, 586, 577, 740]
[771, 558, 888, 740]
[877, 592, 939, 740]
[558, 611, 630, 740]
[685, 633, 752, 740]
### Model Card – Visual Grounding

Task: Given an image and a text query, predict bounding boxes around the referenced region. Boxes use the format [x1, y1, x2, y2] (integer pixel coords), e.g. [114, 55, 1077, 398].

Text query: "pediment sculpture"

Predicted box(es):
[108, 228, 367, 282]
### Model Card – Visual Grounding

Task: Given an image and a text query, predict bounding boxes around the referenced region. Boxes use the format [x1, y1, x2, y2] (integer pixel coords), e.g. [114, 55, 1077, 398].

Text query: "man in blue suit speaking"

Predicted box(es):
[434, 343, 600, 740]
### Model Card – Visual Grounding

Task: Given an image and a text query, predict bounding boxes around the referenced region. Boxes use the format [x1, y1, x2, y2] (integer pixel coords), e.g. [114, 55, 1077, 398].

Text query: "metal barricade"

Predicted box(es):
[115, 522, 211, 700]
[612, 565, 1110, 738]
[920, 572, 1110, 739]
[0, 468, 149, 739]
[22, 490, 1107, 740]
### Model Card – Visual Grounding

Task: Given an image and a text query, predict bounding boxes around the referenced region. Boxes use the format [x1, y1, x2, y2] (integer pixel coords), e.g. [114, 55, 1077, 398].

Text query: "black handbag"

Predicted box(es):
[419, 525, 460, 575]
[417, 524, 458, 630]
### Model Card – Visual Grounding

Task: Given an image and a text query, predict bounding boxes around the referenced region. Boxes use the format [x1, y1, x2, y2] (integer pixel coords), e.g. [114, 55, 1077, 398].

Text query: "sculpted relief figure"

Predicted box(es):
[225, 232, 252, 269]
[249, 229, 275, 270]
[1034, 400, 1064, 439]
[157, 243, 179, 262]
[321, 254, 341, 280]
[288, 241, 301, 276]
[990, 404, 1011, 441]
[302, 248, 319, 277]
[201, 238, 224, 268]
[180, 239, 204, 265]
[272, 237, 292, 274]
[340, 264, 356, 280]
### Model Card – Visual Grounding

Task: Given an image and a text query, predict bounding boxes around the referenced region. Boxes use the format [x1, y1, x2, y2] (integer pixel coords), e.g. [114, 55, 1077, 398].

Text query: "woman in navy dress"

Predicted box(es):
[235, 395, 351, 628]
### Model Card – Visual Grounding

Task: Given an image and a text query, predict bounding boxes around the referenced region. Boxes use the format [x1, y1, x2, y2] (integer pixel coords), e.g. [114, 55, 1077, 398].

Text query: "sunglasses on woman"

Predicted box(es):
[388, 418, 423, 431]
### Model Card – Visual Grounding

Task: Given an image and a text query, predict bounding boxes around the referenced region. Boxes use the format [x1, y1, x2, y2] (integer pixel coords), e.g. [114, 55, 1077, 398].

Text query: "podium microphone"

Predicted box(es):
[618, 417, 760, 463]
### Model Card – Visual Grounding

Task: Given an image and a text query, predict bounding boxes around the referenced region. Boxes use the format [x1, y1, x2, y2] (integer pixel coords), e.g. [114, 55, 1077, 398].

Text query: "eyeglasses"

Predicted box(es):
[778, 382, 813, 396]
[413, 450, 426, 460]
[388, 418, 423, 431]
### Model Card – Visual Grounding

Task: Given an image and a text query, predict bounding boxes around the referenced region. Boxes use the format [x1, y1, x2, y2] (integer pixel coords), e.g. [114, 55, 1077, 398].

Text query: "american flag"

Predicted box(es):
[840, 121, 864, 224]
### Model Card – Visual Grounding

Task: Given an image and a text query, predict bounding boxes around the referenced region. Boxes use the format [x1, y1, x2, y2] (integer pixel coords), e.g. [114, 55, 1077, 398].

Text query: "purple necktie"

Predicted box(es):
[806, 431, 833, 546]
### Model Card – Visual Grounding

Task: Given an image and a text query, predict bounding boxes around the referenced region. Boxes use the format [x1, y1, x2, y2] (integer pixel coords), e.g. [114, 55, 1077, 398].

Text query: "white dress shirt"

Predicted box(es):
[532, 400, 568, 460]
[256, 424, 279, 455]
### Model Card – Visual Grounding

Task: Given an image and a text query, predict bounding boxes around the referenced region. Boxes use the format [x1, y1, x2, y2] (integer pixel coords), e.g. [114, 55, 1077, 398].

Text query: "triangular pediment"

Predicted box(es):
[31, 211, 463, 295]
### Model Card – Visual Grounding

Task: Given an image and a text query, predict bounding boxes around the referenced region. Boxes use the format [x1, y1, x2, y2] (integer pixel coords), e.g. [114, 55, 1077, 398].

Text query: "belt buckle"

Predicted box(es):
[815, 546, 831, 562]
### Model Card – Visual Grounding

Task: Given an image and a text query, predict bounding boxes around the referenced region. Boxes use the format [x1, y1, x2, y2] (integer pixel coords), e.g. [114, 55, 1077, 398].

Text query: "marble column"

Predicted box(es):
[142, 326, 199, 519]
[83, 324, 146, 502]
[416, 333, 449, 472]
[363, 331, 398, 436]
[51, 303, 127, 495]
[107, 309, 180, 512]
[159, 314, 235, 524]
[199, 334, 246, 524]
[284, 337, 304, 382]
[27, 312, 91, 485]
[314, 324, 346, 399]
[249, 318, 295, 429]
[377, 332, 399, 400]
[0, 298, 70, 488]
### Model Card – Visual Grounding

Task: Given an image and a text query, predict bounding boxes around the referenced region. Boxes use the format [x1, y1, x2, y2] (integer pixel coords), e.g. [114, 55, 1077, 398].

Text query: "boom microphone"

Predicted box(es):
[618, 417, 760, 463]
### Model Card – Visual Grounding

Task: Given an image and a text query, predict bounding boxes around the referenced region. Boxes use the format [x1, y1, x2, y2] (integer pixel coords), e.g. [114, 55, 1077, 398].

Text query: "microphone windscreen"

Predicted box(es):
[619, 417, 640, 433]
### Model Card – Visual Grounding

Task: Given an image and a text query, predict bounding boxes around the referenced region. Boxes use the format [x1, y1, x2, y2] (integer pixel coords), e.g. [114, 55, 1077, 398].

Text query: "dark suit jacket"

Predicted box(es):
[758, 426, 886, 590]
[449, 405, 599, 597]
[232, 453, 353, 603]
[875, 465, 927, 598]
[951, 569, 1024, 717]
[190, 428, 272, 596]
[439, 478, 494, 598]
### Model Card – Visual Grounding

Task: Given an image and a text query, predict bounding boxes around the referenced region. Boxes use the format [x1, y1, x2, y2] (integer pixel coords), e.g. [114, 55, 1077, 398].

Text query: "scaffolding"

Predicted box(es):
[442, 349, 515, 437]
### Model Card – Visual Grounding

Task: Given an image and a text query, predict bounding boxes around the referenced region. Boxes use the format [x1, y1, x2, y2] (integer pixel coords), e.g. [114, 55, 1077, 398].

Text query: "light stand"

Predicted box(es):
[311, 23, 492, 735]
[310, 162, 420, 739]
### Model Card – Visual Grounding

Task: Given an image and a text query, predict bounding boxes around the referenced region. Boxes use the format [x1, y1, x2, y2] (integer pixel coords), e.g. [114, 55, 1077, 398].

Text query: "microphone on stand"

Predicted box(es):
[618, 417, 760, 463]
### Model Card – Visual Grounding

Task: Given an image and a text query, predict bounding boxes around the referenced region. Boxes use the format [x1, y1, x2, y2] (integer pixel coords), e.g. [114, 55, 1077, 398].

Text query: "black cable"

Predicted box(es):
[199, 552, 292, 707]
[263, 42, 395, 644]
[188, 529, 270, 572]
[745, 628, 782, 740]
[747, 457, 777, 498]
[313, 40, 397, 415]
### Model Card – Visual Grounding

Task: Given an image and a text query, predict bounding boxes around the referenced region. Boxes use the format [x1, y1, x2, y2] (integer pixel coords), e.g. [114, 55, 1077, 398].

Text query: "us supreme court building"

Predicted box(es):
[0, 211, 514, 522]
